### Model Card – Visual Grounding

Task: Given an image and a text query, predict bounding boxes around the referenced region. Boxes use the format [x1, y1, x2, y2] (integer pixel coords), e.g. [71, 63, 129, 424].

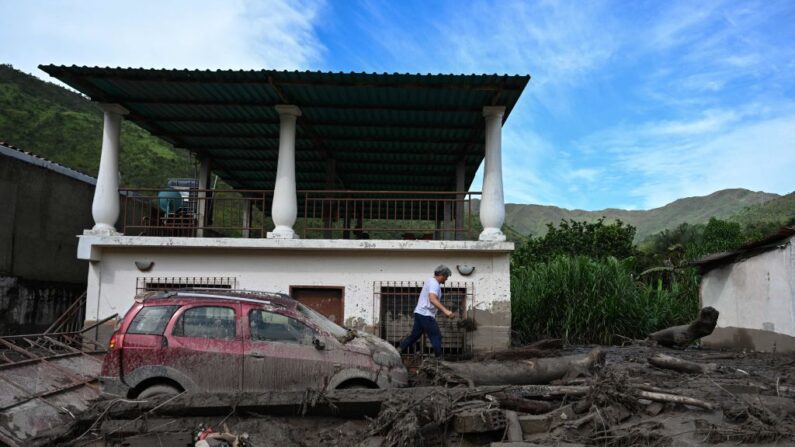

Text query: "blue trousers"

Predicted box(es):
[399, 313, 443, 357]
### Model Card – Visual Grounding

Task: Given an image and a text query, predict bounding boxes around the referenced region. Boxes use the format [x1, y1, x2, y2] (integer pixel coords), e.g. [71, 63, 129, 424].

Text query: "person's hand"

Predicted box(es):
[445, 310, 455, 319]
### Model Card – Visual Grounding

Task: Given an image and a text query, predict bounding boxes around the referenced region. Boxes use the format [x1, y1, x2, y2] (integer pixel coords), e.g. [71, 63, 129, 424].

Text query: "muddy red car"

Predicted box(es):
[100, 290, 408, 398]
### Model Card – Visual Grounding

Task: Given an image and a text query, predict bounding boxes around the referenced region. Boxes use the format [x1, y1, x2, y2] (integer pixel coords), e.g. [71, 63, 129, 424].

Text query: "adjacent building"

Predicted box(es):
[0, 142, 93, 333]
[695, 227, 795, 352]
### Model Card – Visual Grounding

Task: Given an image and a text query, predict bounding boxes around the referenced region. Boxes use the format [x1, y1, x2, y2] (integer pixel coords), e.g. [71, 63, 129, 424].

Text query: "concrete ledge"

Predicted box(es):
[77, 235, 515, 261]
[703, 326, 795, 353]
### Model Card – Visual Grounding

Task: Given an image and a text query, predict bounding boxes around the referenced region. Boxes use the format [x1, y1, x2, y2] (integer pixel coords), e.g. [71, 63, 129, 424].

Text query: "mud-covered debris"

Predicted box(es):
[649, 306, 719, 348]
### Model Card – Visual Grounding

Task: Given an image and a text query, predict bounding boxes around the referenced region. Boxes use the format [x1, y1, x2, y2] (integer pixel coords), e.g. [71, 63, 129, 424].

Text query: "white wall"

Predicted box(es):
[700, 238, 795, 337]
[81, 237, 514, 350]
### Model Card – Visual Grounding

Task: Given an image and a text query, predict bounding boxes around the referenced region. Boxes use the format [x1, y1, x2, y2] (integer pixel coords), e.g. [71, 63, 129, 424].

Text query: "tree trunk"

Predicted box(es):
[437, 347, 605, 386]
[649, 306, 719, 348]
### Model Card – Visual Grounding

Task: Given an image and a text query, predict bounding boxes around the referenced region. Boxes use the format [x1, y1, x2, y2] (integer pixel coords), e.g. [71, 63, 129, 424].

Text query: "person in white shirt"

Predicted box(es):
[398, 265, 455, 357]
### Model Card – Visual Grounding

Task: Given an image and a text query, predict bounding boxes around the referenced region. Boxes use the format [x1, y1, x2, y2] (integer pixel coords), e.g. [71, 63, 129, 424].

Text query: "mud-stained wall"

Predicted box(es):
[701, 238, 795, 350]
[82, 240, 514, 351]
[0, 276, 85, 334]
[1, 147, 95, 334]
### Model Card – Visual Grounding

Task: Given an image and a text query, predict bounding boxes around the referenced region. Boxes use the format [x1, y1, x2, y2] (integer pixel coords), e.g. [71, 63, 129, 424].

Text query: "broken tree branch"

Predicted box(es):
[636, 390, 714, 411]
[649, 306, 719, 348]
[434, 347, 605, 386]
[648, 353, 719, 374]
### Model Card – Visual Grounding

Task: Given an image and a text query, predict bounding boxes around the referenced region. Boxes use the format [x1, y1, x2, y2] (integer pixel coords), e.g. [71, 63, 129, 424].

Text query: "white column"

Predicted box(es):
[89, 103, 128, 235]
[196, 156, 212, 237]
[268, 105, 302, 239]
[479, 106, 506, 241]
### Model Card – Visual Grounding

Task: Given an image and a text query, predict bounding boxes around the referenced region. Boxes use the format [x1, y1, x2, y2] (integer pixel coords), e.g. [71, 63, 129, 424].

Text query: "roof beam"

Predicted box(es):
[131, 115, 477, 131]
[117, 99, 484, 113]
[215, 163, 455, 175]
[158, 132, 471, 145]
[199, 147, 472, 157]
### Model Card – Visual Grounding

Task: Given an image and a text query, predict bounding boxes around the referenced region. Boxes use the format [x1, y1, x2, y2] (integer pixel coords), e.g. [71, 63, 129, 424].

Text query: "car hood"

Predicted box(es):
[342, 331, 400, 358]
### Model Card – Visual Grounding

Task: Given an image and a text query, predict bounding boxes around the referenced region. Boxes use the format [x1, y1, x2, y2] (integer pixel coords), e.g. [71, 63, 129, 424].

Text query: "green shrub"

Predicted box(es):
[511, 256, 698, 345]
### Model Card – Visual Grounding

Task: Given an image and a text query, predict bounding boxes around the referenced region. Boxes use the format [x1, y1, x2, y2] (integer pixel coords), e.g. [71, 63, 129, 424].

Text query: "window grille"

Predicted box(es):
[136, 276, 237, 293]
[374, 280, 474, 358]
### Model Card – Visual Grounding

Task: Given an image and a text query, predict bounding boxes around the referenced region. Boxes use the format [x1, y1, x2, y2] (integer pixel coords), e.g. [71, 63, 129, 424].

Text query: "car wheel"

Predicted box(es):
[137, 384, 180, 399]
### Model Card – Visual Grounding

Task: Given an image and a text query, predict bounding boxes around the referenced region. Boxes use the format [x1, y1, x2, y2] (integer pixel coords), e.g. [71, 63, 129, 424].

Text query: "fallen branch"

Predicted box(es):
[434, 347, 605, 386]
[649, 306, 719, 348]
[636, 390, 714, 411]
[476, 339, 563, 361]
[490, 392, 554, 414]
[648, 353, 719, 374]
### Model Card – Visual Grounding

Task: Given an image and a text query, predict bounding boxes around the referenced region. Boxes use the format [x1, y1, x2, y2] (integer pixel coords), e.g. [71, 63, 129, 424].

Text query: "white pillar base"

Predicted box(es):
[86, 225, 121, 236]
[267, 226, 299, 239]
[479, 227, 506, 241]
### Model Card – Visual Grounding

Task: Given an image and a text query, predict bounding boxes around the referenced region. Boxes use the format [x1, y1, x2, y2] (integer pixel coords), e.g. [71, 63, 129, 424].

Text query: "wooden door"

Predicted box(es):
[290, 287, 344, 325]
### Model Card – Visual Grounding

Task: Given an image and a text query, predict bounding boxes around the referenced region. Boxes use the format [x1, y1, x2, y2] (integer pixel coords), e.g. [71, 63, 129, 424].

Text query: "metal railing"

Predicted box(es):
[121, 188, 271, 238]
[119, 188, 479, 240]
[300, 190, 477, 239]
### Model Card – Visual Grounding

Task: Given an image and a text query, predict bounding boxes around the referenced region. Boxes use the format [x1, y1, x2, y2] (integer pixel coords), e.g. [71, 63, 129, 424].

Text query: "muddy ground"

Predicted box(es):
[64, 344, 795, 447]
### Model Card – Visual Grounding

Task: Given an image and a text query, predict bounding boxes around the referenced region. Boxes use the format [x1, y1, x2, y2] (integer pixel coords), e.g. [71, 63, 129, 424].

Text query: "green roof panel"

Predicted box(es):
[39, 66, 529, 192]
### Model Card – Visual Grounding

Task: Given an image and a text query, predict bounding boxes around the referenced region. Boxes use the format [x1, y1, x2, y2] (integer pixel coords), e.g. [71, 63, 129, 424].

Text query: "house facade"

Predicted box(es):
[41, 66, 530, 354]
[696, 228, 795, 352]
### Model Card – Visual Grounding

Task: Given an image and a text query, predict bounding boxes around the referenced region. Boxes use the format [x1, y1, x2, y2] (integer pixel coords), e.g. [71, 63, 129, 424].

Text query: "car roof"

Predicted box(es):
[136, 289, 297, 309]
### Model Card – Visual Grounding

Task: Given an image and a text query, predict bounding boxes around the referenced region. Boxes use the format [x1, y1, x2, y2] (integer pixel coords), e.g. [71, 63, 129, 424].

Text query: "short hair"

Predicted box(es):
[434, 264, 452, 278]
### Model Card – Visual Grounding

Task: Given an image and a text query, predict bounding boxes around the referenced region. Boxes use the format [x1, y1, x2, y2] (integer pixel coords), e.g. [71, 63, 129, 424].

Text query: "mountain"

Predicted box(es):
[502, 188, 781, 241]
[730, 191, 795, 228]
[0, 64, 192, 187]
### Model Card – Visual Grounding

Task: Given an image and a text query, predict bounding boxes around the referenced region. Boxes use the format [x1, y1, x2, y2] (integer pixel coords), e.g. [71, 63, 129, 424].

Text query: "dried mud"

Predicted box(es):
[63, 344, 795, 447]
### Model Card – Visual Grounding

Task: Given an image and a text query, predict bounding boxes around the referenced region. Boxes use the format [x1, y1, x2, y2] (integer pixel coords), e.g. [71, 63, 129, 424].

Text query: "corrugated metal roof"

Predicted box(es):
[691, 227, 795, 273]
[38, 66, 529, 192]
[0, 141, 97, 185]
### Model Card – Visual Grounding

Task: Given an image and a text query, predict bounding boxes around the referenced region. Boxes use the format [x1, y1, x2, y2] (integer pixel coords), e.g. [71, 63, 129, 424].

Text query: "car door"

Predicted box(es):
[242, 305, 337, 392]
[163, 303, 243, 393]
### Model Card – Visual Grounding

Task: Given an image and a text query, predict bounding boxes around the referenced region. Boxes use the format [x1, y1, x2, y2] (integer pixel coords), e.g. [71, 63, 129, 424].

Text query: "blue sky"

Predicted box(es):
[2, 0, 794, 210]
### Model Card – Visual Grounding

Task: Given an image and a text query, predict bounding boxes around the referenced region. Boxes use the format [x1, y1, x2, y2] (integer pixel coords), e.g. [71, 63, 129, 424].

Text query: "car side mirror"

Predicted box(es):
[313, 337, 325, 350]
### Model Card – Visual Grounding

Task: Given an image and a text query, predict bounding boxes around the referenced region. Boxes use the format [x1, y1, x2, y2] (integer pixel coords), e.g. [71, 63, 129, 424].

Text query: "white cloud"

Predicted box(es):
[0, 0, 325, 78]
[584, 105, 795, 208]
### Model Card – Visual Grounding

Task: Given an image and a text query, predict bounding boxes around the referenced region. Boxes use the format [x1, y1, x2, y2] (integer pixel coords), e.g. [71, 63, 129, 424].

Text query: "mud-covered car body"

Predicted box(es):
[100, 290, 407, 397]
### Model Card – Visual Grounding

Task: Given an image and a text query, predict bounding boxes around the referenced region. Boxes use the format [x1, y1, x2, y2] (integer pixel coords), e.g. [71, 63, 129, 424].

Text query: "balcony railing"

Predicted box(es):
[119, 189, 479, 240]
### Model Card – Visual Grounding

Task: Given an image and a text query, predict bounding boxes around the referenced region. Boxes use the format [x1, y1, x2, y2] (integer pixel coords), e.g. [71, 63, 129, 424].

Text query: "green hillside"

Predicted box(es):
[504, 188, 781, 241]
[730, 191, 795, 228]
[0, 64, 193, 187]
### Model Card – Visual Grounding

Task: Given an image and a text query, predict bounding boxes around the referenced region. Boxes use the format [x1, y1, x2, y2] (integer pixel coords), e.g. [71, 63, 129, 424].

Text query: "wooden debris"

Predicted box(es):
[648, 306, 719, 348]
[490, 392, 553, 414]
[504, 410, 523, 441]
[636, 390, 714, 411]
[647, 353, 719, 374]
[476, 339, 563, 361]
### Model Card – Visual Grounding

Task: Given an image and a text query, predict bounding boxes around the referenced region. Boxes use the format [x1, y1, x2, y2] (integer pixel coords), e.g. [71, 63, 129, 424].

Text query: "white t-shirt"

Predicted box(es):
[414, 277, 442, 317]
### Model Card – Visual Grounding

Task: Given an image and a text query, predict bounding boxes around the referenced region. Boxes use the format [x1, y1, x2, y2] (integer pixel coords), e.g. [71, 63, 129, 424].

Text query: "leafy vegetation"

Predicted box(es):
[512, 256, 698, 345]
[511, 219, 700, 344]
[0, 64, 194, 188]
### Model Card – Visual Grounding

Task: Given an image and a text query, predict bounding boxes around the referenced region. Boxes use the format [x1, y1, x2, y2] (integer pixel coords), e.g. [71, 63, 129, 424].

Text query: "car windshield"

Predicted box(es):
[296, 303, 350, 339]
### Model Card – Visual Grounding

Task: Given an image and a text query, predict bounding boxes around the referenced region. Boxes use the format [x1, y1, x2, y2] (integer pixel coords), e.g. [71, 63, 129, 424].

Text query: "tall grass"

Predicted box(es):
[511, 256, 699, 345]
